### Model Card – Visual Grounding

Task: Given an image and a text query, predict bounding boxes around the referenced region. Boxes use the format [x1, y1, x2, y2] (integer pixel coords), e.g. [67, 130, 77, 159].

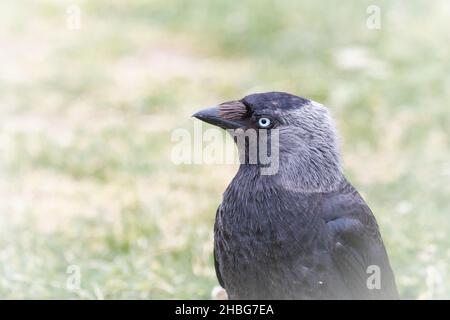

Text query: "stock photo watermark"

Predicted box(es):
[66, 264, 81, 292]
[366, 5, 381, 30]
[171, 122, 280, 175]
[367, 265, 381, 290]
[66, 4, 81, 30]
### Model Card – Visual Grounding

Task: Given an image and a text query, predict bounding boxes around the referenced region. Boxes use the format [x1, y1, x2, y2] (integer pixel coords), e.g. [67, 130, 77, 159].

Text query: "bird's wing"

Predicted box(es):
[213, 206, 225, 288]
[322, 180, 399, 299]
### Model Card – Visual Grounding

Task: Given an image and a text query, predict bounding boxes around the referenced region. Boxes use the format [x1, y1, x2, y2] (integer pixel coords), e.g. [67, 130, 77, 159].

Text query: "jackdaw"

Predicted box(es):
[193, 92, 398, 299]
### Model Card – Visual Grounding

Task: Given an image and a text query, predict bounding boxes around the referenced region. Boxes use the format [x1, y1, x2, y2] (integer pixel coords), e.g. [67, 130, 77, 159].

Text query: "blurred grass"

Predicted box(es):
[0, 0, 449, 299]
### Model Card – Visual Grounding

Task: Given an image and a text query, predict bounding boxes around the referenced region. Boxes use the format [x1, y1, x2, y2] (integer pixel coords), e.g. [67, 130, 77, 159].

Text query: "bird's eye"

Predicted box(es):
[258, 117, 272, 128]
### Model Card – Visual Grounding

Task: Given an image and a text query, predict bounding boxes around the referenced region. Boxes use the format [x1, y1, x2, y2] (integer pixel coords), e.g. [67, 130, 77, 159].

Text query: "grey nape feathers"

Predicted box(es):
[193, 91, 399, 300]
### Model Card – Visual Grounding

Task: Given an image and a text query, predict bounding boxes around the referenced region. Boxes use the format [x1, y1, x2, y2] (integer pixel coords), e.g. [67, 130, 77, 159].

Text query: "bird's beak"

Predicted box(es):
[192, 106, 244, 129]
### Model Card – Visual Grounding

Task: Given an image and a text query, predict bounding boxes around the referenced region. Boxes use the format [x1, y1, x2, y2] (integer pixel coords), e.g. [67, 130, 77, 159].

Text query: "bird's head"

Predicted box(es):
[193, 92, 343, 192]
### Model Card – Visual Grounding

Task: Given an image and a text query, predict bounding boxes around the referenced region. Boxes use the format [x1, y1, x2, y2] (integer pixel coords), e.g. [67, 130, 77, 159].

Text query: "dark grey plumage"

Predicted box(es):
[194, 92, 398, 299]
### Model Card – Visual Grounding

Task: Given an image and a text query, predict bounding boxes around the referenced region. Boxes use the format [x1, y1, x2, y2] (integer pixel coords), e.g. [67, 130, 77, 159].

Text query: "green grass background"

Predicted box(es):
[0, 0, 449, 299]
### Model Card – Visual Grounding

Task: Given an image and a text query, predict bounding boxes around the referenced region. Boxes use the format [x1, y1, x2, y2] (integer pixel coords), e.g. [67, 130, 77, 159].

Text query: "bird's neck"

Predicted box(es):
[235, 142, 343, 194]
[276, 145, 343, 193]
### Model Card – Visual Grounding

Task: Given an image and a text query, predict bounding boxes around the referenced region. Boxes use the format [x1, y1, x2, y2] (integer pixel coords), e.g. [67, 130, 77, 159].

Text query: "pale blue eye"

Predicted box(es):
[258, 117, 271, 128]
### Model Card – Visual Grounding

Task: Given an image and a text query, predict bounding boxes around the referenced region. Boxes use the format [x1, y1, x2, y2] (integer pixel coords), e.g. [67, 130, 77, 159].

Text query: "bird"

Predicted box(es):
[193, 91, 399, 300]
